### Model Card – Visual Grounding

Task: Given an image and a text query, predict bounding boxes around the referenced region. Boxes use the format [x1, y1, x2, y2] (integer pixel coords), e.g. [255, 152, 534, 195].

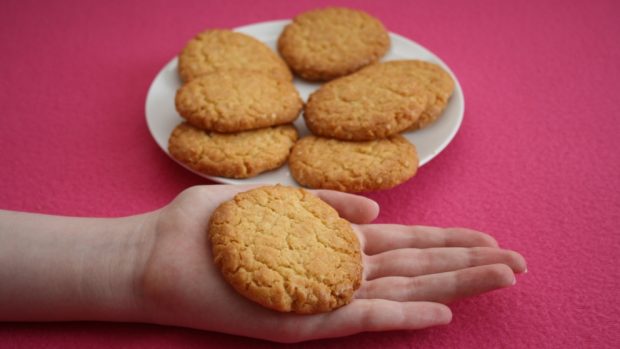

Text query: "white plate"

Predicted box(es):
[145, 20, 464, 186]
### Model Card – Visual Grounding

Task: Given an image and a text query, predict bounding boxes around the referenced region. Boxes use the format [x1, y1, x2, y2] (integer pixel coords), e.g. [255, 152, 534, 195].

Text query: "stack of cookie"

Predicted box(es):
[280, 8, 455, 192]
[168, 30, 303, 178]
[168, 7, 454, 192]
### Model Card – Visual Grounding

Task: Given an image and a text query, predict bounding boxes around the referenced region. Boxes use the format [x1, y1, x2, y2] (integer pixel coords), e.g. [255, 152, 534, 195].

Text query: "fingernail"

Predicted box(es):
[524, 268, 528, 274]
[512, 276, 517, 285]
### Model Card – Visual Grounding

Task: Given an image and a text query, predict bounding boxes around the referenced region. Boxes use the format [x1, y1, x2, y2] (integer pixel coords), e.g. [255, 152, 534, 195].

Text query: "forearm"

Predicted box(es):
[0, 210, 155, 322]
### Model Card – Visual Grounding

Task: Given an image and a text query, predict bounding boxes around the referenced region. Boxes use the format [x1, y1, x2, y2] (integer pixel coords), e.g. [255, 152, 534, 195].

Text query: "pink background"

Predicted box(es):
[1, 0, 619, 347]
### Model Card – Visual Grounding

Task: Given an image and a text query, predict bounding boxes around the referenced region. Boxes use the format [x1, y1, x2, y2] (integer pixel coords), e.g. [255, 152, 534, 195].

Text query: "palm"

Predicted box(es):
[139, 185, 525, 343]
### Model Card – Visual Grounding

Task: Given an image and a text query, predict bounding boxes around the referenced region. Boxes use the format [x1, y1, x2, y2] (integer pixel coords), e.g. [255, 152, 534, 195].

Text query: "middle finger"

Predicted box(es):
[365, 247, 526, 280]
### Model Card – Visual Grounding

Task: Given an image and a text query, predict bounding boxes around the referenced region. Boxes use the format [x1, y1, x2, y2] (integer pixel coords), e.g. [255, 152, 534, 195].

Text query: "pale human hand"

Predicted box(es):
[137, 185, 526, 343]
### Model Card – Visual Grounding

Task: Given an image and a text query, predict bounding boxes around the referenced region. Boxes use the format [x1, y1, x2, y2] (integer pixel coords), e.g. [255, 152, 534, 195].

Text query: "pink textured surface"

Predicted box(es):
[1, 0, 619, 347]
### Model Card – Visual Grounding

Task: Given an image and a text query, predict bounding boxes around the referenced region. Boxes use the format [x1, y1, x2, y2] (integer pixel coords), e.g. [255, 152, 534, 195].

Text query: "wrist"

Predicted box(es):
[81, 213, 159, 322]
[0, 210, 158, 322]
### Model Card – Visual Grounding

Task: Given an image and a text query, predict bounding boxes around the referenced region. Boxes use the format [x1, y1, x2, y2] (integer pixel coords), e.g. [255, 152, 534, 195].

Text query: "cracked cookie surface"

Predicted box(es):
[278, 7, 390, 81]
[168, 123, 298, 178]
[209, 185, 363, 314]
[304, 62, 429, 140]
[175, 71, 303, 133]
[379, 60, 455, 130]
[289, 135, 418, 192]
[178, 29, 292, 82]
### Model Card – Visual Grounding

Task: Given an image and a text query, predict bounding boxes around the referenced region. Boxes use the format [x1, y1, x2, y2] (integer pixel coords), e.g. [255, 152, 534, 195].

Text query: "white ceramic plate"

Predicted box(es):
[145, 20, 464, 186]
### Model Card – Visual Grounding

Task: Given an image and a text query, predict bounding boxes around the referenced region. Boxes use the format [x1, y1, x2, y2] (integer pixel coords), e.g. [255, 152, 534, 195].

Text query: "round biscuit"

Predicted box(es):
[175, 71, 303, 133]
[168, 123, 298, 179]
[179, 29, 292, 82]
[304, 63, 429, 141]
[289, 135, 419, 192]
[209, 185, 363, 314]
[379, 60, 455, 130]
[278, 7, 390, 81]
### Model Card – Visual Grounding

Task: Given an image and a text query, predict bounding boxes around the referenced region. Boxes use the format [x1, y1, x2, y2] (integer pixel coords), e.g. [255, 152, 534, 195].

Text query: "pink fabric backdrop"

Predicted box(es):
[1, 0, 619, 347]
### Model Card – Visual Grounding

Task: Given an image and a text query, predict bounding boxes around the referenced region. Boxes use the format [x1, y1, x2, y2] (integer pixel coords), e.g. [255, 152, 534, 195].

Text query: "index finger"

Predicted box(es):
[359, 225, 499, 255]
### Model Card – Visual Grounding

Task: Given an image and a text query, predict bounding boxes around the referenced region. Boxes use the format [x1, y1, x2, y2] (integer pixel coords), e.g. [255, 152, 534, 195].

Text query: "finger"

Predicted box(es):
[179, 185, 381, 224]
[312, 190, 380, 224]
[366, 247, 527, 280]
[357, 264, 516, 304]
[169, 184, 263, 219]
[360, 225, 499, 255]
[174, 184, 260, 205]
[282, 300, 451, 342]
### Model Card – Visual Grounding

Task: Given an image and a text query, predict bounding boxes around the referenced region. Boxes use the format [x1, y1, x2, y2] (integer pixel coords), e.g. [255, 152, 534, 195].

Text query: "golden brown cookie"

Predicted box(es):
[289, 135, 418, 192]
[178, 29, 292, 82]
[175, 71, 303, 133]
[303, 63, 429, 141]
[209, 185, 362, 314]
[278, 7, 390, 81]
[168, 123, 298, 178]
[382, 60, 455, 130]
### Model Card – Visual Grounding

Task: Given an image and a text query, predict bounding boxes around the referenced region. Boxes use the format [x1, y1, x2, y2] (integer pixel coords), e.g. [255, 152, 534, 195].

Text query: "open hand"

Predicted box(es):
[138, 185, 526, 342]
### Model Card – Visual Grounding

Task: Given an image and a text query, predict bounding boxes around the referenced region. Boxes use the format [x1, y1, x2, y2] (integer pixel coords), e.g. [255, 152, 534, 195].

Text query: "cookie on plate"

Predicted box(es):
[178, 29, 292, 82]
[168, 123, 298, 178]
[381, 60, 455, 130]
[175, 71, 303, 133]
[289, 135, 418, 192]
[278, 7, 390, 81]
[304, 62, 429, 141]
[208, 185, 362, 314]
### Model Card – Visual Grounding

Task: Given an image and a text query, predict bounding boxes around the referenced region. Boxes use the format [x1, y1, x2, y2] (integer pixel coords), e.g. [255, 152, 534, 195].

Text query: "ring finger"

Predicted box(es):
[356, 264, 516, 304]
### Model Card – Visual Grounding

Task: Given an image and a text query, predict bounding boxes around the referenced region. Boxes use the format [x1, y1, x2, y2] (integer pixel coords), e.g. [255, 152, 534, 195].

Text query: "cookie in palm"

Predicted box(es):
[208, 185, 363, 314]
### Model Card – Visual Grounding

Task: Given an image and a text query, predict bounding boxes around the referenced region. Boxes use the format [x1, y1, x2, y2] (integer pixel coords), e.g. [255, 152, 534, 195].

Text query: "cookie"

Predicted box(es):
[304, 62, 429, 141]
[168, 123, 298, 178]
[175, 71, 303, 133]
[289, 135, 418, 192]
[208, 185, 362, 314]
[178, 29, 292, 82]
[278, 7, 390, 81]
[382, 60, 454, 130]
